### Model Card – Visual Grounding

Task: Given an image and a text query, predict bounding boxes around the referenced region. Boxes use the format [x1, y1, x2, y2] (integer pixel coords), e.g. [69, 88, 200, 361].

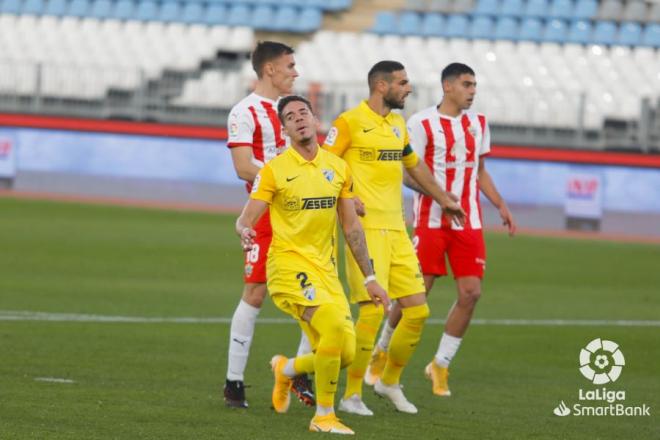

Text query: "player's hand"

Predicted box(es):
[441, 198, 466, 227]
[239, 227, 257, 251]
[365, 280, 390, 309]
[353, 196, 366, 217]
[499, 203, 516, 236]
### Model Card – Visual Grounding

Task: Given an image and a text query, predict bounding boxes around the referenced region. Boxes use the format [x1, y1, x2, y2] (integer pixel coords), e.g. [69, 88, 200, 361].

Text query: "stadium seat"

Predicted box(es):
[573, 0, 596, 19]
[205, 4, 227, 25]
[180, 2, 203, 24]
[372, 11, 397, 34]
[113, 0, 134, 20]
[598, 0, 623, 21]
[566, 19, 591, 44]
[397, 11, 422, 35]
[421, 12, 446, 37]
[227, 4, 251, 27]
[641, 23, 660, 48]
[543, 18, 567, 43]
[295, 7, 322, 33]
[592, 21, 617, 45]
[623, 1, 646, 23]
[326, 0, 351, 11]
[67, 0, 89, 17]
[524, 0, 548, 17]
[22, 0, 45, 15]
[158, 2, 180, 22]
[473, 0, 499, 16]
[272, 6, 297, 32]
[0, 0, 22, 14]
[470, 15, 494, 39]
[251, 4, 273, 30]
[446, 14, 470, 37]
[499, 0, 523, 17]
[44, 0, 67, 16]
[519, 17, 543, 41]
[89, 0, 112, 19]
[548, 0, 572, 19]
[618, 22, 642, 46]
[493, 16, 518, 40]
[135, 0, 157, 21]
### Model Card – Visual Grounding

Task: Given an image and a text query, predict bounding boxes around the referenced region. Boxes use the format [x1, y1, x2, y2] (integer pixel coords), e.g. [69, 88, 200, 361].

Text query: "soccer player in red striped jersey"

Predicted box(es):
[367, 63, 516, 397]
[224, 41, 314, 409]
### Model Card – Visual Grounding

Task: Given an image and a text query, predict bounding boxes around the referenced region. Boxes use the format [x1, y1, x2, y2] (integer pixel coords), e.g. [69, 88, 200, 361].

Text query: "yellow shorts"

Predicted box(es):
[345, 228, 426, 304]
[267, 253, 351, 320]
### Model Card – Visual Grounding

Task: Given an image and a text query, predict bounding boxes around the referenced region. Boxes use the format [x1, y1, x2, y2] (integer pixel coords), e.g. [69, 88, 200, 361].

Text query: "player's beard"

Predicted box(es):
[384, 92, 405, 110]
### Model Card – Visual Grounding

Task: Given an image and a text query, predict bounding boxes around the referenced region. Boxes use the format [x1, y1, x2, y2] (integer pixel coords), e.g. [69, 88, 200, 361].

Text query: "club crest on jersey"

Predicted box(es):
[392, 126, 401, 139]
[322, 169, 334, 183]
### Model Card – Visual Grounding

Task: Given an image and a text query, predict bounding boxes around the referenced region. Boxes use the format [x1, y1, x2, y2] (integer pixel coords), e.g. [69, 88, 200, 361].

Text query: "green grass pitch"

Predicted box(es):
[0, 198, 658, 439]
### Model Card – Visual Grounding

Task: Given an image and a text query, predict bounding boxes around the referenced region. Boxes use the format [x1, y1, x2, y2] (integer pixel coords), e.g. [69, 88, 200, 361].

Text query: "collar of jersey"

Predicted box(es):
[435, 106, 466, 121]
[250, 92, 277, 105]
[287, 145, 321, 166]
[359, 100, 396, 126]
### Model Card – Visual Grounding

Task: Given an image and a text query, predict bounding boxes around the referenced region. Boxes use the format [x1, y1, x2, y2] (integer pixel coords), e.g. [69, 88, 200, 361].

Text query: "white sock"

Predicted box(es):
[376, 321, 395, 351]
[283, 358, 296, 378]
[434, 332, 463, 368]
[226, 299, 260, 381]
[297, 330, 312, 356]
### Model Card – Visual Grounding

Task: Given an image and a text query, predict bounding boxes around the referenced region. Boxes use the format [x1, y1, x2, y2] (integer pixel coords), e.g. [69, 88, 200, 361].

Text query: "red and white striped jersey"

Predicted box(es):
[227, 93, 286, 191]
[407, 106, 490, 230]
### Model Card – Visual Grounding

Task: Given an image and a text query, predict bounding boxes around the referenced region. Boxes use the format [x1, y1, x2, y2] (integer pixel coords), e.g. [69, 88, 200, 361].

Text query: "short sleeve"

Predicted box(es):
[323, 116, 352, 157]
[339, 162, 354, 199]
[478, 115, 491, 156]
[402, 146, 419, 169]
[227, 106, 255, 148]
[249, 164, 276, 204]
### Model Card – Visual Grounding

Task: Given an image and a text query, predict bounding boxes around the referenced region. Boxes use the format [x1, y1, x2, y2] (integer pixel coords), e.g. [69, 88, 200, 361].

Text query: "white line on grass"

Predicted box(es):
[34, 377, 75, 384]
[1, 311, 659, 327]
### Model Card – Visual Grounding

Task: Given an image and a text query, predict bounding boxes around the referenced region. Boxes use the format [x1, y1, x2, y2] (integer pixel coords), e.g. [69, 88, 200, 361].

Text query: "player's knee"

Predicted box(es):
[401, 303, 430, 326]
[242, 283, 267, 307]
[458, 285, 481, 307]
[340, 333, 356, 368]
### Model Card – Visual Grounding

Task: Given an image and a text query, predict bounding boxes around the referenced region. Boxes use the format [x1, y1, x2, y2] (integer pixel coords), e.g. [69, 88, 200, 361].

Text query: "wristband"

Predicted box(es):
[363, 274, 377, 286]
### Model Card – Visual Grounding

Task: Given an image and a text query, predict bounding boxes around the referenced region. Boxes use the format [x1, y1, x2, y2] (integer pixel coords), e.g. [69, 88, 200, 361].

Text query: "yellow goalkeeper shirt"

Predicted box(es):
[323, 100, 419, 231]
[250, 146, 353, 271]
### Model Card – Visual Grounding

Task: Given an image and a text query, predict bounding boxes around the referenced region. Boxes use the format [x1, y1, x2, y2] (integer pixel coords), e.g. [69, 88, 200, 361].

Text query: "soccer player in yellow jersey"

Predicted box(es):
[236, 95, 389, 435]
[323, 61, 465, 415]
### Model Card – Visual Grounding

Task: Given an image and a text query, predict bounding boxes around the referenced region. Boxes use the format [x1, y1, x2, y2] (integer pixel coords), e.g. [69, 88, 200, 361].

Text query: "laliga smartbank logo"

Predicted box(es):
[553, 338, 651, 417]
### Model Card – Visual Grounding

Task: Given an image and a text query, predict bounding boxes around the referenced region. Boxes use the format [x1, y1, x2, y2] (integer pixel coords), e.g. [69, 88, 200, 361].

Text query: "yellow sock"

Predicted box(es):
[310, 303, 348, 408]
[381, 303, 430, 385]
[343, 303, 384, 399]
[294, 352, 315, 374]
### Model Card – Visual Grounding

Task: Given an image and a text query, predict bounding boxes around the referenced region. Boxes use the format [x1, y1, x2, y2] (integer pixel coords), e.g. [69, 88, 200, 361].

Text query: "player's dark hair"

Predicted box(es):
[441, 63, 475, 82]
[277, 95, 313, 123]
[367, 60, 405, 91]
[251, 41, 295, 78]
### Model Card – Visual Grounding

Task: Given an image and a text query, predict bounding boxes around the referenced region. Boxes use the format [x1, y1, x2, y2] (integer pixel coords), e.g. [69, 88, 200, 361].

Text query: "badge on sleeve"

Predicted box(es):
[324, 127, 338, 146]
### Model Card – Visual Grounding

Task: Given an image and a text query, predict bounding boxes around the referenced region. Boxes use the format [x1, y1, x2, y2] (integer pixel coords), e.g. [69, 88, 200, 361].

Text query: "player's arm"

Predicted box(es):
[478, 159, 516, 236]
[230, 147, 261, 183]
[236, 198, 268, 251]
[403, 168, 429, 195]
[405, 148, 465, 225]
[235, 166, 275, 250]
[338, 197, 389, 308]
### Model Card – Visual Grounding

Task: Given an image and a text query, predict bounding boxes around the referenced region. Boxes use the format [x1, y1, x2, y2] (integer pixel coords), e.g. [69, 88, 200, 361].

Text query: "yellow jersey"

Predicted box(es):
[323, 100, 419, 231]
[250, 146, 353, 272]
